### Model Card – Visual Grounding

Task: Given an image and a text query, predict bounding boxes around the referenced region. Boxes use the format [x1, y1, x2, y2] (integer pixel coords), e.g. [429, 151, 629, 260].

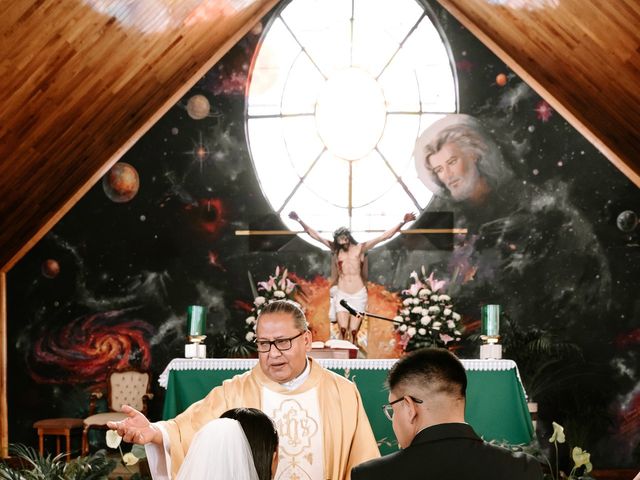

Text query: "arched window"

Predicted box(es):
[246, 0, 457, 244]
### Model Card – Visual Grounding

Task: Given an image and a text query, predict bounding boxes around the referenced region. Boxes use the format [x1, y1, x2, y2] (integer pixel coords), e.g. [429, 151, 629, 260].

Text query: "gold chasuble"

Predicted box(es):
[160, 358, 380, 479]
[262, 385, 324, 478]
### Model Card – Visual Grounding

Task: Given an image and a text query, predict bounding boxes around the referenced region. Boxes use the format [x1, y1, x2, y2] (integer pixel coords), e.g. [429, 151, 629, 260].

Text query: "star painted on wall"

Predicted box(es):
[535, 99, 554, 122]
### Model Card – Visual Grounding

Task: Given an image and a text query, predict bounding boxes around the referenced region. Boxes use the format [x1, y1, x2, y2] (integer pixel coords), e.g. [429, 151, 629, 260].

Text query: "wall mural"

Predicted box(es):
[7, 0, 640, 468]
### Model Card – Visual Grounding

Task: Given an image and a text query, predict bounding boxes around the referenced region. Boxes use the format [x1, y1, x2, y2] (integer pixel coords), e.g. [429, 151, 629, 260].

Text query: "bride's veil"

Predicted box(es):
[176, 418, 260, 480]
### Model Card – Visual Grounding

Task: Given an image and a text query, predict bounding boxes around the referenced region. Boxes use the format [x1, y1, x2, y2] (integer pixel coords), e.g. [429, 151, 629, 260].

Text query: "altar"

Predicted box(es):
[159, 358, 533, 454]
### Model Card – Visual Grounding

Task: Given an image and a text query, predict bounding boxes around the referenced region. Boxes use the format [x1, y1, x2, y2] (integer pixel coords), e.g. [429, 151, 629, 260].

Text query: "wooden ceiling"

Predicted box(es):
[0, 0, 280, 273]
[0, 0, 639, 274]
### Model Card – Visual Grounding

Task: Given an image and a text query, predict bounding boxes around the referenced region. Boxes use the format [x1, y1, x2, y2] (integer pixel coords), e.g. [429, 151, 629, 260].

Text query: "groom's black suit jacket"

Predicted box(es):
[351, 423, 543, 480]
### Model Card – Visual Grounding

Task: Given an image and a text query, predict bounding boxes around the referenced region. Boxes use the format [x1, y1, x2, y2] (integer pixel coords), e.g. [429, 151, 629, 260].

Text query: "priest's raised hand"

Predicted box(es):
[107, 404, 162, 446]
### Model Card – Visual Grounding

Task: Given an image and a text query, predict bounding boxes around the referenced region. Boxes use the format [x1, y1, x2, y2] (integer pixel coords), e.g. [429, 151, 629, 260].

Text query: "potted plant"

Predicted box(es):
[500, 312, 583, 403]
[0, 444, 116, 479]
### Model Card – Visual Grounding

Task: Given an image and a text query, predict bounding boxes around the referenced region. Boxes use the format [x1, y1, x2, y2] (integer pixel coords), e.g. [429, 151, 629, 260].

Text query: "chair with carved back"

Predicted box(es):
[82, 368, 153, 454]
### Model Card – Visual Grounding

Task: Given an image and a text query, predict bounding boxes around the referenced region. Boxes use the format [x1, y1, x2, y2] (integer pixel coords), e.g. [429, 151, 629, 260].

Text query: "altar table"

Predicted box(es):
[159, 358, 533, 454]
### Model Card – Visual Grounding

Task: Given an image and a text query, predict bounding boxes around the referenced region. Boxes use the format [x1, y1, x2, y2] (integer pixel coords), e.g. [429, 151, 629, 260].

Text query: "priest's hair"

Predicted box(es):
[257, 299, 309, 331]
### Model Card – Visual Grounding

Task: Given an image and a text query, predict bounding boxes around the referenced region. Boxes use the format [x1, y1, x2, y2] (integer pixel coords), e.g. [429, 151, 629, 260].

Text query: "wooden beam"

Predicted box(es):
[234, 228, 468, 235]
[0, 272, 7, 457]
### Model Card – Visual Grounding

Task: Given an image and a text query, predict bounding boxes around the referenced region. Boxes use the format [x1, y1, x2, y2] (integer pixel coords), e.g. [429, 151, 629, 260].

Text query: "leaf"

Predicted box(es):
[1, 444, 117, 480]
[130, 444, 147, 460]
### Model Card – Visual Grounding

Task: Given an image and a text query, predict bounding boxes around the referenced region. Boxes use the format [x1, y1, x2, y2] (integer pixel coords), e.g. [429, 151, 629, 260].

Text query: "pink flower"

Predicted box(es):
[398, 333, 410, 349]
[426, 272, 446, 292]
[407, 283, 422, 296]
[279, 268, 288, 289]
[285, 279, 295, 294]
[439, 333, 454, 345]
[258, 276, 276, 291]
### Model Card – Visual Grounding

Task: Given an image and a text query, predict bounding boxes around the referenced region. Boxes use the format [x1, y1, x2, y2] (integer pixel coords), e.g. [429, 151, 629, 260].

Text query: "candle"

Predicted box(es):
[187, 305, 206, 337]
[481, 304, 500, 337]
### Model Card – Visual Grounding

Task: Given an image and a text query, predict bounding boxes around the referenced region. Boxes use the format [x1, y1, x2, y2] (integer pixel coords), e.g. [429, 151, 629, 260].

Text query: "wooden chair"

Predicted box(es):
[33, 417, 84, 461]
[82, 368, 153, 455]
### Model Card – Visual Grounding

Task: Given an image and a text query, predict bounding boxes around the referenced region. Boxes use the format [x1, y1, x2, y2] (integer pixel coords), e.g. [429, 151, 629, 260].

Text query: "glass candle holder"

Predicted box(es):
[187, 305, 206, 342]
[481, 304, 500, 342]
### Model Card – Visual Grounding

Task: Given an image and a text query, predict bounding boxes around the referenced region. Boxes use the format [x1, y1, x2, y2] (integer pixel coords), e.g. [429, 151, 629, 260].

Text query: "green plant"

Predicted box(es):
[0, 444, 116, 480]
[543, 422, 595, 480]
[497, 422, 595, 480]
[499, 312, 582, 401]
[209, 331, 256, 358]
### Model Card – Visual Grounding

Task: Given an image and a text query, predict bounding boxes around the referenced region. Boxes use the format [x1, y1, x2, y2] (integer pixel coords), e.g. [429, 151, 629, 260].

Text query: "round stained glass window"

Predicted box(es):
[246, 0, 458, 245]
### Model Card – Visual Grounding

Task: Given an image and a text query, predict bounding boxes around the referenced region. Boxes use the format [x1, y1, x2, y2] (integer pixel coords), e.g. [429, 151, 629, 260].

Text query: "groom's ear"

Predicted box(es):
[271, 449, 279, 477]
[406, 397, 420, 424]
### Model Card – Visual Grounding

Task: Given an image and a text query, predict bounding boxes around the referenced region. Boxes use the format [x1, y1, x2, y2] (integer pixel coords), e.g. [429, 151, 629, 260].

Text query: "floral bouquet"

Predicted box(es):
[243, 266, 300, 344]
[393, 267, 463, 352]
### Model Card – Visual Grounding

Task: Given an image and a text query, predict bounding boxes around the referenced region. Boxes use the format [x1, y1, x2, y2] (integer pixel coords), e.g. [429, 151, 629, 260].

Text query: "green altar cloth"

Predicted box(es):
[159, 358, 533, 455]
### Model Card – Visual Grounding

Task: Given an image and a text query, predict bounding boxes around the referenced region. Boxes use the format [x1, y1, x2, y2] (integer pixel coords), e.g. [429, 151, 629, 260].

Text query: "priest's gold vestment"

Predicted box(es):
[160, 358, 380, 479]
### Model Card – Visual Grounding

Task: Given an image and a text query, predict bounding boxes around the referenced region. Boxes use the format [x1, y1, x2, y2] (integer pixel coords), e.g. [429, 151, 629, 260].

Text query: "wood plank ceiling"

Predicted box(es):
[0, 0, 279, 273]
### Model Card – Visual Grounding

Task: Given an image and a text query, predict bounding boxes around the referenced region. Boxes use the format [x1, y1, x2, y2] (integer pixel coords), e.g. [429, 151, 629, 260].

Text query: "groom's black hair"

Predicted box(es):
[387, 347, 467, 399]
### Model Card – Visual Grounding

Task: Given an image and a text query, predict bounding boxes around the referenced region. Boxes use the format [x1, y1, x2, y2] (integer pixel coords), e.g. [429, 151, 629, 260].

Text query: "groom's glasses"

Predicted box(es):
[382, 396, 424, 420]
[255, 331, 305, 353]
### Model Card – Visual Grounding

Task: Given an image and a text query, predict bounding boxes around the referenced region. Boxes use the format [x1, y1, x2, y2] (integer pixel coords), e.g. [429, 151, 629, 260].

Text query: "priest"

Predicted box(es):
[108, 300, 380, 480]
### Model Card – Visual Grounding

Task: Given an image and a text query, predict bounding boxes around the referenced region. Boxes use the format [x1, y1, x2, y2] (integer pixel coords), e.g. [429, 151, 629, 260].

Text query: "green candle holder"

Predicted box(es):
[481, 304, 500, 343]
[186, 305, 207, 342]
[185, 305, 207, 359]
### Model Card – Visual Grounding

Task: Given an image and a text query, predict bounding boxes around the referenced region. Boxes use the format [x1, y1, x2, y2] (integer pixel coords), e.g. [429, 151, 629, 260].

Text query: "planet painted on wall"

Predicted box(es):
[103, 162, 139, 203]
[41, 259, 60, 279]
[616, 210, 638, 232]
[186, 94, 211, 120]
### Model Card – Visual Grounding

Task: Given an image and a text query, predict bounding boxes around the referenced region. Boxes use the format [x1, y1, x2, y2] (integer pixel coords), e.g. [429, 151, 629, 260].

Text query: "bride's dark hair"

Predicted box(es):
[221, 407, 279, 480]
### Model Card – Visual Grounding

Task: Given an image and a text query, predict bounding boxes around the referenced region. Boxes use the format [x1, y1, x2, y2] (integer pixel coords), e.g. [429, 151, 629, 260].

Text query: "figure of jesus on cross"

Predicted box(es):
[289, 211, 415, 345]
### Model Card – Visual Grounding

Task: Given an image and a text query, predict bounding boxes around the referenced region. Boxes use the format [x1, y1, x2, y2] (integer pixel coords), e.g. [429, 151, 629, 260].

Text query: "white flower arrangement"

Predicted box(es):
[243, 266, 300, 346]
[394, 267, 463, 352]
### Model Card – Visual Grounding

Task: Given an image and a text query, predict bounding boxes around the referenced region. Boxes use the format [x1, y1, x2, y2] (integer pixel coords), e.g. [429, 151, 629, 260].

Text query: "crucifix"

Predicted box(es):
[236, 211, 465, 344]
